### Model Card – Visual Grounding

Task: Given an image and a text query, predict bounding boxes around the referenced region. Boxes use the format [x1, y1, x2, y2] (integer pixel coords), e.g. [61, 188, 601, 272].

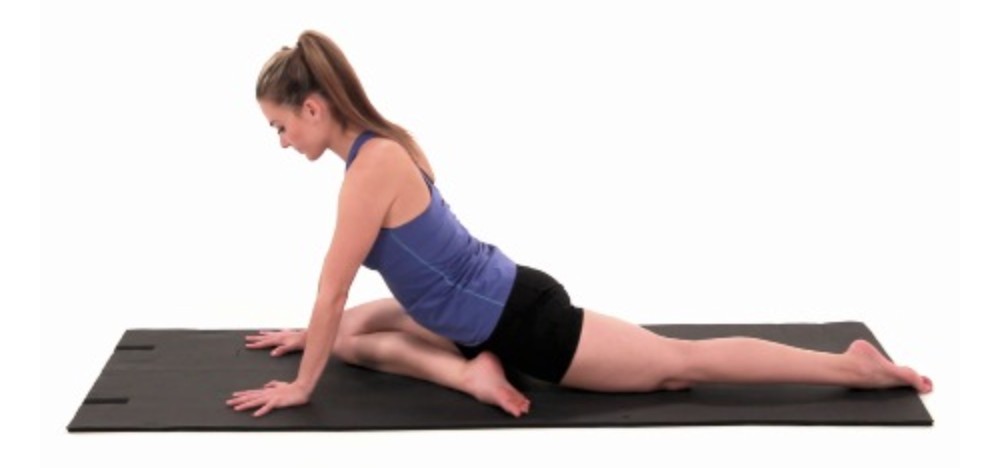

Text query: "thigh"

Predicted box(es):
[560, 309, 690, 392]
[341, 297, 457, 353]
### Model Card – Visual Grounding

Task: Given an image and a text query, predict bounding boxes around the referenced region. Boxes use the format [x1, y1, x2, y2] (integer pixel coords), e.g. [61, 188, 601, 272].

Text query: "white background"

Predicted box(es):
[32, 0, 988, 466]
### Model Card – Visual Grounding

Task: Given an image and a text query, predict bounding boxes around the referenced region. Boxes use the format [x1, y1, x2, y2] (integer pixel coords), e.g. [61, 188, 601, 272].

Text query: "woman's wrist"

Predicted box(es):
[291, 378, 315, 395]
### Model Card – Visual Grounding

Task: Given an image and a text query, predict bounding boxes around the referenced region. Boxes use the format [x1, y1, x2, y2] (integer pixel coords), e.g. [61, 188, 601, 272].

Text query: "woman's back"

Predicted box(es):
[363, 137, 437, 230]
[347, 131, 517, 347]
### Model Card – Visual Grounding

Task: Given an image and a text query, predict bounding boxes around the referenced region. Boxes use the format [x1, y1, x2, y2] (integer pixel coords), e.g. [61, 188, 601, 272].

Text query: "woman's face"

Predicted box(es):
[259, 96, 329, 161]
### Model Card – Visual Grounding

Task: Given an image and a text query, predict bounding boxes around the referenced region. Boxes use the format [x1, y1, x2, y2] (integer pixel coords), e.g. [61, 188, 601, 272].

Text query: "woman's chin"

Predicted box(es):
[299, 148, 320, 161]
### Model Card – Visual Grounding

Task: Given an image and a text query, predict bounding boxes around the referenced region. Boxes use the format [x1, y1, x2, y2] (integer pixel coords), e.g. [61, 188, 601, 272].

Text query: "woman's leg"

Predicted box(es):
[560, 309, 933, 393]
[330, 298, 530, 416]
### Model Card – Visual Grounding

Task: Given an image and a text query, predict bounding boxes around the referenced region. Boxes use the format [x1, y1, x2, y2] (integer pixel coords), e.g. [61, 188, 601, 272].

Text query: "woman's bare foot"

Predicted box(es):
[461, 351, 531, 417]
[845, 339, 933, 393]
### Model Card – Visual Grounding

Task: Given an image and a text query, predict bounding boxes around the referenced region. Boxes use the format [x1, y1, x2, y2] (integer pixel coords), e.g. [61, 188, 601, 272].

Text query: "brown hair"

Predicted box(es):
[256, 30, 435, 182]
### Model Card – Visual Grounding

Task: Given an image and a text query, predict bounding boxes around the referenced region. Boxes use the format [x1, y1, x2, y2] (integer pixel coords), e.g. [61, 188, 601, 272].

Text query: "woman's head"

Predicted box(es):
[256, 30, 433, 177]
[256, 31, 364, 158]
[258, 92, 332, 160]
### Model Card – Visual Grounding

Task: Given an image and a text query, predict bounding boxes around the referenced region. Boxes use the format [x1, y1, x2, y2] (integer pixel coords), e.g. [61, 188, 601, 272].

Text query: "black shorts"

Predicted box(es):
[455, 264, 584, 384]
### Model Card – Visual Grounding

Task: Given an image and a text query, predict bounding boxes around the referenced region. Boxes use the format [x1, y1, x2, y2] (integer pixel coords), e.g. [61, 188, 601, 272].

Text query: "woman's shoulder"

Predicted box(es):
[350, 135, 412, 173]
[356, 133, 435, 184]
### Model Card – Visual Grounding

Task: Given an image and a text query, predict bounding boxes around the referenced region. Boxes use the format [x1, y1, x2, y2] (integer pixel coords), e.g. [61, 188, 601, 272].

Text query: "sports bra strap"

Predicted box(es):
[345, 129, 376, 169]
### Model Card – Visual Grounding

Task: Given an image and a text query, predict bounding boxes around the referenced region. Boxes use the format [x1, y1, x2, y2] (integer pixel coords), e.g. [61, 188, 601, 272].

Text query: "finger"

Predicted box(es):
[226, 393, 259, 406]
[253, 400, 276, 417]
[245, 332, 275, 341]
[245, 335, 273, 346]
[271, 346, 289, 357]
[227, 391, 260, 401]
[226, 392, 253, 402]
[234, 396, 266, 412]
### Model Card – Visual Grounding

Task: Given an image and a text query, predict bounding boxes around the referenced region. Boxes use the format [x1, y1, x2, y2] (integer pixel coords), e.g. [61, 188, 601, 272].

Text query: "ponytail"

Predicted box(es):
[257, 30, 435, 182]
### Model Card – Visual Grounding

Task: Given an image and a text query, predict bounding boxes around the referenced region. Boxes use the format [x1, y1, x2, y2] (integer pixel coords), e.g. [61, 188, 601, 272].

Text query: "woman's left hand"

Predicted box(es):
[226, 380, 310, 417]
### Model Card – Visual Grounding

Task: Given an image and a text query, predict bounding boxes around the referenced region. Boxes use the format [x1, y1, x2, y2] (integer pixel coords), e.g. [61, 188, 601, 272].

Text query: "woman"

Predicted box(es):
[226, 30, 932, 418]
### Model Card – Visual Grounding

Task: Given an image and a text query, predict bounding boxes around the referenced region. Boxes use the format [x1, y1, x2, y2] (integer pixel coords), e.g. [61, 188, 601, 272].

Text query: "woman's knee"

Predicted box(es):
[629, 337, 695, 391]
[641, 340, 696, 391]
[338, 305, 367, 337]
[332, 334, 359, 363]
[339, 297, 402, 337]
[660, 339, 697, 388]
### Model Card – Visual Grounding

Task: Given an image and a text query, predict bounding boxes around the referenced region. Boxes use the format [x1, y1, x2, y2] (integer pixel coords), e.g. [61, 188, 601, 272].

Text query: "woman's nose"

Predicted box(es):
[280, 137, 290, 149]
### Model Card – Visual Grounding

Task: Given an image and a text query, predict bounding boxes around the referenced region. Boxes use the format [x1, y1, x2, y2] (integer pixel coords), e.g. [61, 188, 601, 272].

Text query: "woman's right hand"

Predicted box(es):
[244, 329, 307, 357]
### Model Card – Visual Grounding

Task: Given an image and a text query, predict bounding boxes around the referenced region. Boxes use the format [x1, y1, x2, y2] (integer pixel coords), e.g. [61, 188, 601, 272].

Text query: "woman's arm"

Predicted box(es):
[292, 293, 348, 393]
[293, 149, 398, 393]
[227, 139, 404, 416]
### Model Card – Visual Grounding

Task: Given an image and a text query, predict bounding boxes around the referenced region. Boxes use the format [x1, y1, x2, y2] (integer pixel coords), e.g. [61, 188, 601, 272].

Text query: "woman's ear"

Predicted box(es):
[303, 94, 326, 120]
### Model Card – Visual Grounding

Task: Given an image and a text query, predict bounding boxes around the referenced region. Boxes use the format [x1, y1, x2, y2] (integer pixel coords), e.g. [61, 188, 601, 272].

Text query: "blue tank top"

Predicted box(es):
[345, 130, 517, 346]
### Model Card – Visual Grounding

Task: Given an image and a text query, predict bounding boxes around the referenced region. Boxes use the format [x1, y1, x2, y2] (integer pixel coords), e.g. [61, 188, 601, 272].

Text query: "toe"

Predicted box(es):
[505, 400, 522, 418]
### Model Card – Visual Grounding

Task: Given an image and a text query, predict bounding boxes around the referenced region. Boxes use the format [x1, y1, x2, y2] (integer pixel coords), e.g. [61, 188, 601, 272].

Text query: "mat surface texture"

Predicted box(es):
[68, 322, 932, 431]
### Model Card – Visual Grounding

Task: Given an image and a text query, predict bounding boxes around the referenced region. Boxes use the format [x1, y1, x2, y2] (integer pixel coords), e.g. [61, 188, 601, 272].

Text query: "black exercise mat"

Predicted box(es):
[67, 321, 933, 431]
